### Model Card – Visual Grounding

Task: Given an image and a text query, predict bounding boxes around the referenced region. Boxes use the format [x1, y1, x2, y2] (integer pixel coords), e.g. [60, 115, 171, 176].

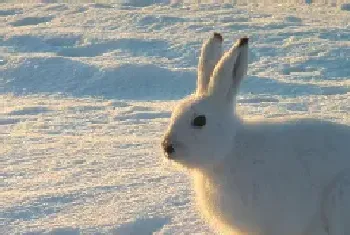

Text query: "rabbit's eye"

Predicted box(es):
[192, 115, 206, 127]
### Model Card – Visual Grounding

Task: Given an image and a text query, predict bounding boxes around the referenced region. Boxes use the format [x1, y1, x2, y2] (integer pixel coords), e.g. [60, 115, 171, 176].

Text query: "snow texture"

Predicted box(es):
[1, 1, 349, 235]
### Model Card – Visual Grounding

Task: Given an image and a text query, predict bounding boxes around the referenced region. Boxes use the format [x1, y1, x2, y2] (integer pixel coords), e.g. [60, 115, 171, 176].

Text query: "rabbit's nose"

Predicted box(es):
[165, 144, 175, 155]
[162, 138, 175, 156]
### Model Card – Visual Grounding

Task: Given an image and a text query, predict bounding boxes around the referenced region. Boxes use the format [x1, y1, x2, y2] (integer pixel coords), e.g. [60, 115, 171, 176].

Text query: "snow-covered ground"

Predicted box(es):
[1, 2, 349, 234]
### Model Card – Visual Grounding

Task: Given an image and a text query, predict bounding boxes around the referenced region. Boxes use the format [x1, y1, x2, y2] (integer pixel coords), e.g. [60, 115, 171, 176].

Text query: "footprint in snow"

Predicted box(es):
[56, 38, 171, 58]
[113, 217, 170, 235]
[115, 112, 171, 122]
[90, 3, 113, 8]
[0, 9, 22, 16]
[9, 16, 54, 27]
[0, 118, 21, 125]
[45, 4, 69, 11]
[9, 106, 51, 115]
[44, 227, 80, 235]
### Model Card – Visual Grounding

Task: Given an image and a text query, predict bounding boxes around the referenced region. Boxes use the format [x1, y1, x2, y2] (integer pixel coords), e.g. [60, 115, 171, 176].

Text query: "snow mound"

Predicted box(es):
[3, 57, 195, 100]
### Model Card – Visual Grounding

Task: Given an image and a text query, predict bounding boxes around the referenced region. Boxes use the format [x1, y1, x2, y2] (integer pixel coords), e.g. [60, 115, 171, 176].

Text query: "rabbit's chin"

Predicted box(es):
[169, 159, 206, 171]
[167, 151, 226, 172]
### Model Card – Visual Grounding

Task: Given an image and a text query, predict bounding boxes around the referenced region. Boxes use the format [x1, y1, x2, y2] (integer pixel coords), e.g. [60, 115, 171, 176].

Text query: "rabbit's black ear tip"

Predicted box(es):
[213, 32, 223, 41]
[238, 37, 249, 47]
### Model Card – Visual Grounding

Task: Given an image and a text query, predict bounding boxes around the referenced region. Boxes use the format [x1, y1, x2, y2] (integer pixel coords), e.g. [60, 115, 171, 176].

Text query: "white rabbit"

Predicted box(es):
[162, 33, 350, 235]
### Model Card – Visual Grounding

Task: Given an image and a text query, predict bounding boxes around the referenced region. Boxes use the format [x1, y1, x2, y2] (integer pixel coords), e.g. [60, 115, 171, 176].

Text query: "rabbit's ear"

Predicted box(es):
[207, 37, 249, 104]
[196, 33, 223, 95]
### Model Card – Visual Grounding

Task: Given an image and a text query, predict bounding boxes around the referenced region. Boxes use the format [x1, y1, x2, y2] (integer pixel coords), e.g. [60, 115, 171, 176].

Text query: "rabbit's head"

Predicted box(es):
[162, 33, 249, 170]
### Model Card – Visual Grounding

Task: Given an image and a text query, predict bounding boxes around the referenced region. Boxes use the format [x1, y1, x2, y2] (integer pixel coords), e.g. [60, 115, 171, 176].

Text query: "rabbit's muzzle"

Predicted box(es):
[162, 136, 175, 157]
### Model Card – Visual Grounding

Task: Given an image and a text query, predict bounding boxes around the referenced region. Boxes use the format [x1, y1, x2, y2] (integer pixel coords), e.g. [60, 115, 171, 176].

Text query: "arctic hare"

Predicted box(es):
[162, 33, 350, 235]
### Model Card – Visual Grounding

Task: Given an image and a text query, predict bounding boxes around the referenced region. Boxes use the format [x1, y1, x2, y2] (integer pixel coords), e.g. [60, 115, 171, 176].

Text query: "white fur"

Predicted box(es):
[197, 34, 223, 95]
[163, 33, 350, 235]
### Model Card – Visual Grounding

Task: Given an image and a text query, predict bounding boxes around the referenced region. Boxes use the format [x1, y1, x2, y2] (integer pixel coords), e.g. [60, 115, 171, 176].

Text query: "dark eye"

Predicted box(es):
[192, 115, 206, 127]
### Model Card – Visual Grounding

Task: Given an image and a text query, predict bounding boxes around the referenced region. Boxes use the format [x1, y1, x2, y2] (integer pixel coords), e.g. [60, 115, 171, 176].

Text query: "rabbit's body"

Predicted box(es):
[194, 118, 350, 235]
[162, 34, 350, 235]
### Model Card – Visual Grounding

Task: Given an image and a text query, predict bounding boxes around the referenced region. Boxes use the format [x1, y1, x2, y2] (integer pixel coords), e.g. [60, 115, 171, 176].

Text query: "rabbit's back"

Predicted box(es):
[234, 119, 350, 178]
[194, 119, 350, 235]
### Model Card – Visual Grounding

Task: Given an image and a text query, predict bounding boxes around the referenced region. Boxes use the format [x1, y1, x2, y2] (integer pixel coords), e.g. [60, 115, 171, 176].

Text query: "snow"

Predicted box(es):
[1, 1, 349, 234]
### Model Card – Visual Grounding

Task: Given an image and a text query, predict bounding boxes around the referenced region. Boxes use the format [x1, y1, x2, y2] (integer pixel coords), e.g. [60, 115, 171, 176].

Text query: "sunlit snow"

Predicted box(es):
[1, 1, 349, 234]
